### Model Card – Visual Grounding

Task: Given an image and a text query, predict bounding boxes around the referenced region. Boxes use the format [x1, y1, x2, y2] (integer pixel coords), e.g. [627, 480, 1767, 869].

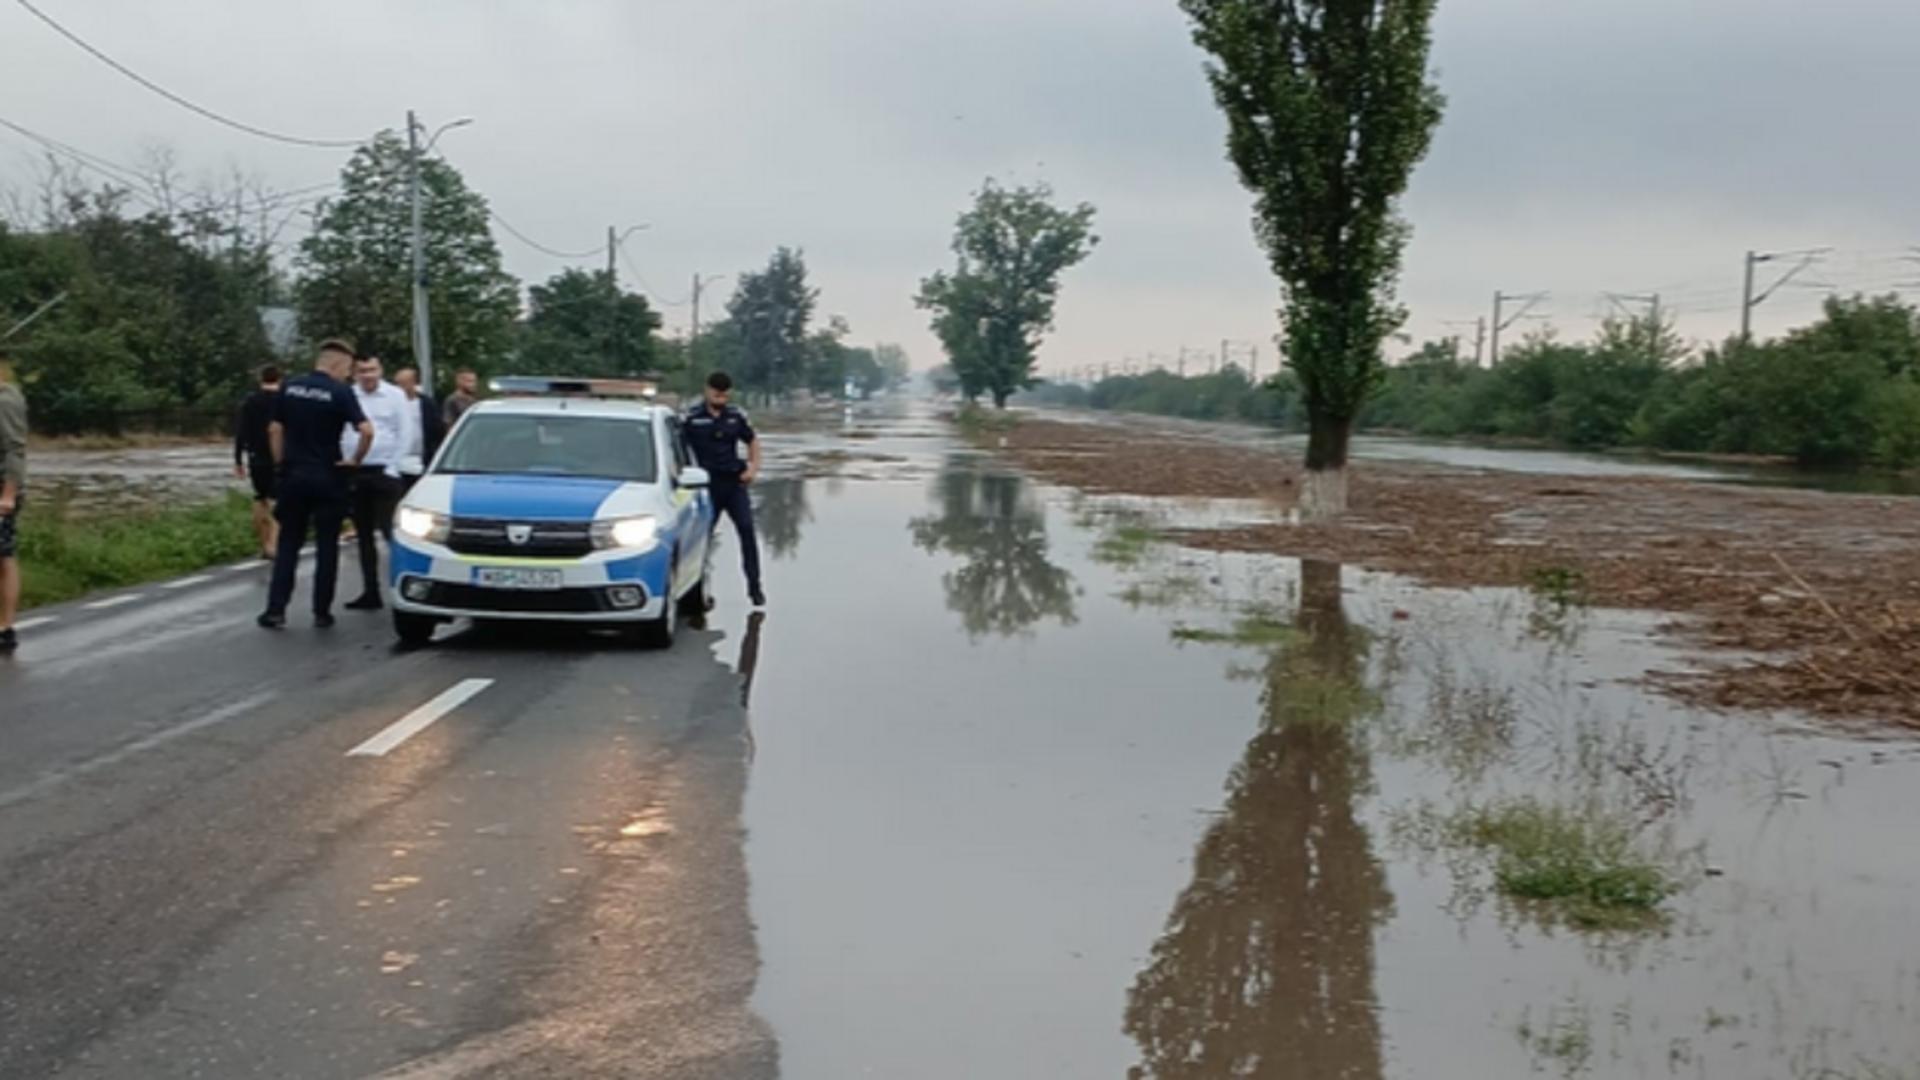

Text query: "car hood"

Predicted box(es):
[400, 474, 626, 521]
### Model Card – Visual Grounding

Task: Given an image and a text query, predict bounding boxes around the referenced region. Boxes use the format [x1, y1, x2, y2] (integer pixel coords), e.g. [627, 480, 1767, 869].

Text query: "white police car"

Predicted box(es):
[387, 378, 713, 647]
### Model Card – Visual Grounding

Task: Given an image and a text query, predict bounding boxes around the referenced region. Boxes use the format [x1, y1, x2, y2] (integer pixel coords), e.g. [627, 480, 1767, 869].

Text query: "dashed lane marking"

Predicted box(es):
[14, 615, 56, 631]
[346, 679, 497, 758]
[161, 574, 216, 590]
[83, 594, 143, 611]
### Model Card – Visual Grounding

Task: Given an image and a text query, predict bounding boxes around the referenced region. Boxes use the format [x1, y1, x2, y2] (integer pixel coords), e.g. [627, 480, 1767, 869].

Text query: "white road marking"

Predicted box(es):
[161, 574, 215, 590]
[0, 691, 274, 810]
[83, 594, 143, 611]
[227, 561, 263, 572]
[347, 679, 496, 758]
[14, 615, 56, 631]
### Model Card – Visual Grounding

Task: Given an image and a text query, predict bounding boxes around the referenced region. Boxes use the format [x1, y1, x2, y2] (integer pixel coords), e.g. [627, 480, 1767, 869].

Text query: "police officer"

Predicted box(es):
[259, 339, 373, 630]
[684, 371, 765, 607]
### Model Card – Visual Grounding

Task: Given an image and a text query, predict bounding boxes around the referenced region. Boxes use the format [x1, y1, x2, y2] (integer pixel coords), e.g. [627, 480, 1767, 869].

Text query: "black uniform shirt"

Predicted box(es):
[683, 403, 756, 476]
[273, 371, 367, 474]
[234, 388, 276, 466]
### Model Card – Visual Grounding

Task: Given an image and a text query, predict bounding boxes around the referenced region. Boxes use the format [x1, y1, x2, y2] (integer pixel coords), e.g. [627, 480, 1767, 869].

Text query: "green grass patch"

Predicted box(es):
[1170, 617, 1301, 647]
[1452, 798, 1672, 928]
[18, 492, 258, 609]
[1117, 574, 1209, 609]
[1093, 524, 1157, 566]
[1527, 564, 1589, 609]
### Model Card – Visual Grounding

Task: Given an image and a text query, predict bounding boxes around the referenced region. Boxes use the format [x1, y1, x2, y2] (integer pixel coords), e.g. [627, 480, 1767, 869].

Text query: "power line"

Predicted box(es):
[0, 114, 159, 198]
[487, 209, 603, 259]
[12, 0, 365, 149]
[616, 238, 689, 305]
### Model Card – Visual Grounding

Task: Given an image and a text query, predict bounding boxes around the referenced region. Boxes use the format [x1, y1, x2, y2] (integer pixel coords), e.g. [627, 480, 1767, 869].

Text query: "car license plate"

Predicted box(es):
[473, 567, 564, 590]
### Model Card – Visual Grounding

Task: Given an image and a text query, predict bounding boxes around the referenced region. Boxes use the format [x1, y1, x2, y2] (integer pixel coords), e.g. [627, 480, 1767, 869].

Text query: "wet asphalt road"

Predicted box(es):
[0, 551, 774, 1077]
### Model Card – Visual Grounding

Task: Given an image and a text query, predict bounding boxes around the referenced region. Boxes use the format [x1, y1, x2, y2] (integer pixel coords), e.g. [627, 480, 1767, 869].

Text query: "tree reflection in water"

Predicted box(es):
[1126, 560, 1392, 1080]
[754, 476, 812, 560]
[908, 463, 1077, 638]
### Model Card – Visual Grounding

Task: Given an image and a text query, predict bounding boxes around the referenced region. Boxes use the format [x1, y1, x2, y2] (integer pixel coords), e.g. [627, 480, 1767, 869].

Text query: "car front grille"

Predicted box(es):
[415, 581, 642, 614]
[445, 517, 594, 558]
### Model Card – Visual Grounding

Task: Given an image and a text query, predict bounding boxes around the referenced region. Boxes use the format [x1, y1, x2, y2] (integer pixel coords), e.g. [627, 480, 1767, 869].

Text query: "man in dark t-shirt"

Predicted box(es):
[259, 339, 373, 630]
[233, 364, 282, 559]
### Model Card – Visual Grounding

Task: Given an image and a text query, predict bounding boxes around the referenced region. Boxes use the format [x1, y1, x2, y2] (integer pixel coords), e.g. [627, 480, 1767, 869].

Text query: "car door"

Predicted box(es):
[663, 417, 711, 588]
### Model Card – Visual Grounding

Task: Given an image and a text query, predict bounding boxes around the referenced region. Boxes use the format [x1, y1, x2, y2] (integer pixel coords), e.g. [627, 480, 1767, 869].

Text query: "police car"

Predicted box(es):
[387, 377, 713, 648]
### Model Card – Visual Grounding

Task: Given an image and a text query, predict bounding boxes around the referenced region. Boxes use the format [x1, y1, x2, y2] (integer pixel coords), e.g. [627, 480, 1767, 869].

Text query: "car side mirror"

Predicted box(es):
[679, 467, 711, 490]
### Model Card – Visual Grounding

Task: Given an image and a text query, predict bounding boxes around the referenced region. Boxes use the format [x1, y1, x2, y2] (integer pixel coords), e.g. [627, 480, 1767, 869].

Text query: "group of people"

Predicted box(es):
[0, 338, 765, 651]
[240, 342, 486, 628]
[248, 341, 765, 629]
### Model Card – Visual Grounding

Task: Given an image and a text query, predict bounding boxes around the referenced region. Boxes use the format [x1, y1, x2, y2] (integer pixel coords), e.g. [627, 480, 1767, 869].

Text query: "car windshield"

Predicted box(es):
[435, 412, 656, 483]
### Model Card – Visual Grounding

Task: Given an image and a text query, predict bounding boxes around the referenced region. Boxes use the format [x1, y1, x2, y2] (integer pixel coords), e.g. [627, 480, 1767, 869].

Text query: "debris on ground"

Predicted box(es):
[988, 416, 1920, 728]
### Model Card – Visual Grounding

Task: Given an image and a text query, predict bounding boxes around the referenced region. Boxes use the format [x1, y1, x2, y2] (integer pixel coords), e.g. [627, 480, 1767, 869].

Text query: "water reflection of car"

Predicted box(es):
[387, 378, 714, 648]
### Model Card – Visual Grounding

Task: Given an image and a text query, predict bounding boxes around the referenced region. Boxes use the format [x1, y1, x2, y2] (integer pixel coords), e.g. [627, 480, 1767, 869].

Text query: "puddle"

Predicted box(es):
[737, 402, 1920, 1078]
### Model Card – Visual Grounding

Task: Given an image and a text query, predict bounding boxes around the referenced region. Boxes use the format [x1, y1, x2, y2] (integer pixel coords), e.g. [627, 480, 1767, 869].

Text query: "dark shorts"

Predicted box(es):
[0, 499, 17, 559]
[247, 457, 277, 501]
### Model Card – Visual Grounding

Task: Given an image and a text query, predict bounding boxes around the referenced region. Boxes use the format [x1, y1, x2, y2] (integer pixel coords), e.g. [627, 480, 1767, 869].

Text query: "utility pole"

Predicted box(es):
[407, 110, 434, 392]
[1248, 345, 1258, 383]
[1491, 291, 1548, 366]
[689, 272, 727, 377]
[1742, 248, 1828, 343]
[1219, 338, 1228, 373]
[607, 226, 617, 280]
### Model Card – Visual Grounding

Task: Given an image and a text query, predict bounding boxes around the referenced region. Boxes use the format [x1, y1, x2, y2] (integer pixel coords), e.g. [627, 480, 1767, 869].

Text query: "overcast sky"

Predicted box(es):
[5, 0, 1918, 375]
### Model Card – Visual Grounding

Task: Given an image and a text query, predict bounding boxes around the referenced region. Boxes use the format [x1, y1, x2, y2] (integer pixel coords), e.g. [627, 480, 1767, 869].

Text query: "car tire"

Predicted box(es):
[676, 564, 709, 617]
[637, 563, 678, 650]
[393, 610, 438, 646]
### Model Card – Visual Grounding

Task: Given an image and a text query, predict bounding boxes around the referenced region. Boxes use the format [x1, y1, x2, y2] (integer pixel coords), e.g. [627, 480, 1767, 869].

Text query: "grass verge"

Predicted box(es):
[952, 403, 1020, 438]
[18, 491, 257, 609]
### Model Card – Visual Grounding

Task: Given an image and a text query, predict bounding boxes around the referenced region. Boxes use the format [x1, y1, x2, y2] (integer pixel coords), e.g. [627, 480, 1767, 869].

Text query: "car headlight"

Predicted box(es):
[591, 515, 659, 551]
[397, 506, 450, 543]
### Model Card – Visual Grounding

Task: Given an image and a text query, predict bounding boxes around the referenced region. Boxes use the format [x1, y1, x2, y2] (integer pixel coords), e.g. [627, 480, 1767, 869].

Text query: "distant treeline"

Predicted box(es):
[1030, 295, 1920, 470]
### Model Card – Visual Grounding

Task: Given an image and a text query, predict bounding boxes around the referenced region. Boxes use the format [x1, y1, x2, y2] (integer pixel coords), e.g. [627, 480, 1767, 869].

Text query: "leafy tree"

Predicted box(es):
[1, 196, 271, 433]
[909, 463, 1078, 638]
[1181, 0, 1446, 517]
[295, 131, 519, 386]
[916, 180, 1097, 408]
[726, 248, 817, 401]
[518, 268, 662, 377]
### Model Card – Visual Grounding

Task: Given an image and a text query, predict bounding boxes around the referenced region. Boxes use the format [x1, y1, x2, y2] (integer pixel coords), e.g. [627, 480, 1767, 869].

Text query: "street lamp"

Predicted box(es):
[407, 112, 473, 392]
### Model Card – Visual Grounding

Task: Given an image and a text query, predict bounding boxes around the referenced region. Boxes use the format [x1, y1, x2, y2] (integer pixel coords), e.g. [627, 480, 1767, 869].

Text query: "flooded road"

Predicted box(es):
[743, 402, 1920, 1078]
[6, 399, 1918, 1078]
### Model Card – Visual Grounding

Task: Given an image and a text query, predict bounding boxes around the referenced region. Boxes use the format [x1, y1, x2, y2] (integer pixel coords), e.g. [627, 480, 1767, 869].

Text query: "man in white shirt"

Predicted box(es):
[342, 354, 412, 611]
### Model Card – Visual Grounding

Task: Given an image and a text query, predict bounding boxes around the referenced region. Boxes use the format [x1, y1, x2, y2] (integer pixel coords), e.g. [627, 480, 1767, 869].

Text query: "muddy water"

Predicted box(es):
[738, 402, 1920, 1078]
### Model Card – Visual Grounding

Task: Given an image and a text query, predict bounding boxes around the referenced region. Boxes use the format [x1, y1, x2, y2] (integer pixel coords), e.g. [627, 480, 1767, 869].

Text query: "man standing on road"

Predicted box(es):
[442, 367, 481, 428]
[259, 339, 371, 630]
[343, 355, 410, 611]
[684, 371, 765, 607]
[0, 350, 27, 653]
[233, 364, 282, 560]
[392, 366, 445, 488]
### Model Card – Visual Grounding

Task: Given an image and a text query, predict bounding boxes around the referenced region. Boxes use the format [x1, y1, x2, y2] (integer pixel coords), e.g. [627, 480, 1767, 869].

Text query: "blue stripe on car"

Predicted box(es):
[390, 540, 433, 583]
[449, 475, 623, 520]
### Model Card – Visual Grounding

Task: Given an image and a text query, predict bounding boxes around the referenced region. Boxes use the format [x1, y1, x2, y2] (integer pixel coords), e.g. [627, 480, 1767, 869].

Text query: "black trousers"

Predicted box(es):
[266, 468, 350, 616]
[350, 467, 399, 598]
[710, 476, 761, 590]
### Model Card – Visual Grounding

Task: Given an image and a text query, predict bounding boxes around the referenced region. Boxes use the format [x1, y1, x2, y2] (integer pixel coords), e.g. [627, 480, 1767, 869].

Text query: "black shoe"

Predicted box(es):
[345, 595, 384, 611]
[749, 586, 767, 608]
[257, 612, 286, 630]
[315, 612, 337, 629]
[0, 628, 17, 653]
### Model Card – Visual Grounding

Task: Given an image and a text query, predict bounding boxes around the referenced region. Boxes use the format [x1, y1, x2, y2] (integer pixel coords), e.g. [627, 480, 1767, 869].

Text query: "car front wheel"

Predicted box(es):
[393, 610, 438, 646]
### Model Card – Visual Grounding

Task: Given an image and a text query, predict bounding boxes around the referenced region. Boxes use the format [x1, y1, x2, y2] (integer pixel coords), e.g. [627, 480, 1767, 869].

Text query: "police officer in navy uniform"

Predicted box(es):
[684, 371, 765, 607]
[259, 339, 374, 629]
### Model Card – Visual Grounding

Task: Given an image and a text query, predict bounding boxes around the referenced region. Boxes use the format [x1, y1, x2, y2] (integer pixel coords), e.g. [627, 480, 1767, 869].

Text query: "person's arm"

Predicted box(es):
[740, 413, 761, 484]
[350, 421, 374, 467]
[1, 393, 28, 514]
[233, 398, 248, 475]
[743, 435, 763, 484]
